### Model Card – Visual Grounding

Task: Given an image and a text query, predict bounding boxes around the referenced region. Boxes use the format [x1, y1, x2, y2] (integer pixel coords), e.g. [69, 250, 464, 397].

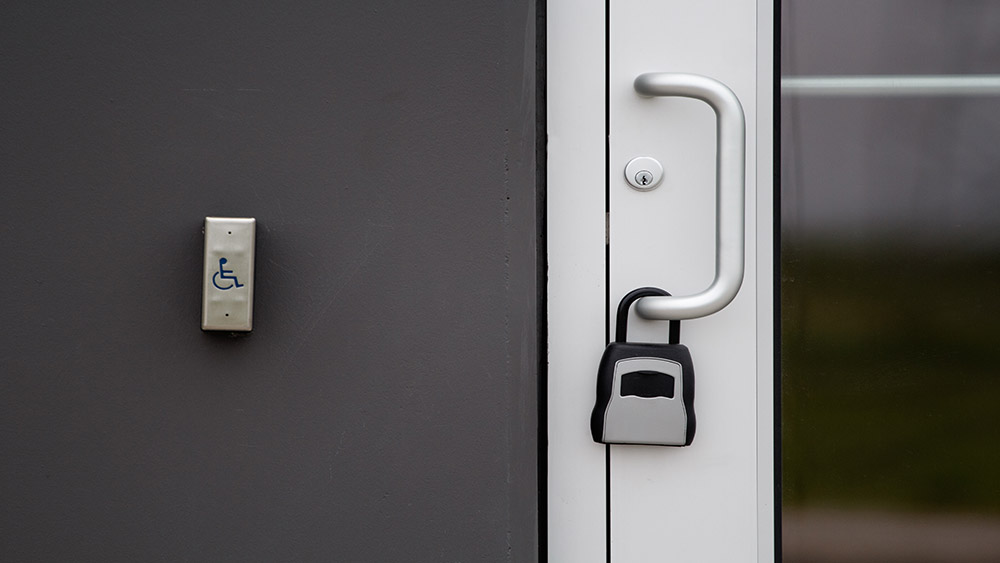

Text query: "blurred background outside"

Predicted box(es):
[781, 2, 1000, 562]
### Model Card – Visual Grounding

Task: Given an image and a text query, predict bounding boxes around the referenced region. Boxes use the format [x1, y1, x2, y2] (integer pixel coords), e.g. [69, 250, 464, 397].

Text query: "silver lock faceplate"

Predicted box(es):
[602, 356, 688, 445]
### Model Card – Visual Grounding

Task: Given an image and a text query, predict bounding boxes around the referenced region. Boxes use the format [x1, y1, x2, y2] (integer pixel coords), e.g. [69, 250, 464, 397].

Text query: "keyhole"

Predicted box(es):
[625, 157, 663, 191]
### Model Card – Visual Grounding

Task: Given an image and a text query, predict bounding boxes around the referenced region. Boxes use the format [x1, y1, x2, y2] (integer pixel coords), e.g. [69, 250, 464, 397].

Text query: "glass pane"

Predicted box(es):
[781, 2, 1000, 562]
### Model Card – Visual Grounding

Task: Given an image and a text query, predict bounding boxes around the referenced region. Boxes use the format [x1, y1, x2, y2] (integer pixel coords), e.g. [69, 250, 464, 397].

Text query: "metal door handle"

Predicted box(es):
[632, 73, 746, 320]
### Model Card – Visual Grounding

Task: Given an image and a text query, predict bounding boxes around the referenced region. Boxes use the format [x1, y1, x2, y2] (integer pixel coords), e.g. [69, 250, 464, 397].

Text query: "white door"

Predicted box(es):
[548, 1, 774, 561]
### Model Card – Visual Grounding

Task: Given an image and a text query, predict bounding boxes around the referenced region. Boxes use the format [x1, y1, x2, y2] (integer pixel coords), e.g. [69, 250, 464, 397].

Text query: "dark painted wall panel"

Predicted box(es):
[0, 2, 537, 561]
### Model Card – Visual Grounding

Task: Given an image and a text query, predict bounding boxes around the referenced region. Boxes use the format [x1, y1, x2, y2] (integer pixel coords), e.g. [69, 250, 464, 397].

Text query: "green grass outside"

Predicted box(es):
[782, 242, 1000, 514]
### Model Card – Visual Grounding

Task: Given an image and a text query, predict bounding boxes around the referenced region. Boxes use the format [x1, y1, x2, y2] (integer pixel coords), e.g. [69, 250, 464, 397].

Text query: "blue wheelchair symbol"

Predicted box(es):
[212, 257, 244, 290]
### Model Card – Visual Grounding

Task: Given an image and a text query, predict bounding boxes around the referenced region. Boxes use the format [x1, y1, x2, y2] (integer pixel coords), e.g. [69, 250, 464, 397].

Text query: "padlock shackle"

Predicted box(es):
[615, 287, 681, 344]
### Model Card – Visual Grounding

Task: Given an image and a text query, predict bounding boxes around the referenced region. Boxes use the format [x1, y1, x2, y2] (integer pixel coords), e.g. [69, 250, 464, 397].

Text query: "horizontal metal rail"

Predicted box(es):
[782, 75, 1000, 97]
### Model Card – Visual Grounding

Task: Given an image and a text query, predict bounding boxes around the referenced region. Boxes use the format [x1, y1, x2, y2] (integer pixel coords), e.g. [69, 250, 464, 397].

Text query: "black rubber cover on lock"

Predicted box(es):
[590, 342, 696, 446]
[591, 287, 696, 446]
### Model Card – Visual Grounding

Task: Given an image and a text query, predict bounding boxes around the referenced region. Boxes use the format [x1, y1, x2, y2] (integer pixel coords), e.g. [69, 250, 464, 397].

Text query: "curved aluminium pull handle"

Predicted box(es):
[632, 73, 746, 320]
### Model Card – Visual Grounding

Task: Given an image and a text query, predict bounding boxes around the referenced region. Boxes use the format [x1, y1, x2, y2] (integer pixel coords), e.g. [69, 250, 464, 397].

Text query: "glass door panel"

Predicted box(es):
[781, 2, 1000, 562]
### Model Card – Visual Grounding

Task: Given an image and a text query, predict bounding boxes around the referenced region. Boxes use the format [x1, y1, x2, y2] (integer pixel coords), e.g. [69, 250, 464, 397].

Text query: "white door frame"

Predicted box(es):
[547, 1, 775, 560]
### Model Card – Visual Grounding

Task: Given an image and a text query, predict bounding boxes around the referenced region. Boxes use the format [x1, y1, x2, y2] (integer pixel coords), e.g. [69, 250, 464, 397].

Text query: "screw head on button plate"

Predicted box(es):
[625, 157, 663, 191]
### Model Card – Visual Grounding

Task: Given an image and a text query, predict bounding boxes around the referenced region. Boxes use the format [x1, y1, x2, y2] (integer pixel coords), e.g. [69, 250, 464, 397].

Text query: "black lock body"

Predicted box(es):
[591, 288, 696, 446]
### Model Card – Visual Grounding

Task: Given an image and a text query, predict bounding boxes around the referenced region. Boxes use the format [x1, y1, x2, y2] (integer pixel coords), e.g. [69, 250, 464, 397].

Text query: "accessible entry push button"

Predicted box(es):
[202, 217, 255, 331]
[212, 258, 244, 290]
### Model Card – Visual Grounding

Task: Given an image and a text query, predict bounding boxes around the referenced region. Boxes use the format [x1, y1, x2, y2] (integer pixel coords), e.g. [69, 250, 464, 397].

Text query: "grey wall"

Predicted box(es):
[0, 2, 539, 561]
